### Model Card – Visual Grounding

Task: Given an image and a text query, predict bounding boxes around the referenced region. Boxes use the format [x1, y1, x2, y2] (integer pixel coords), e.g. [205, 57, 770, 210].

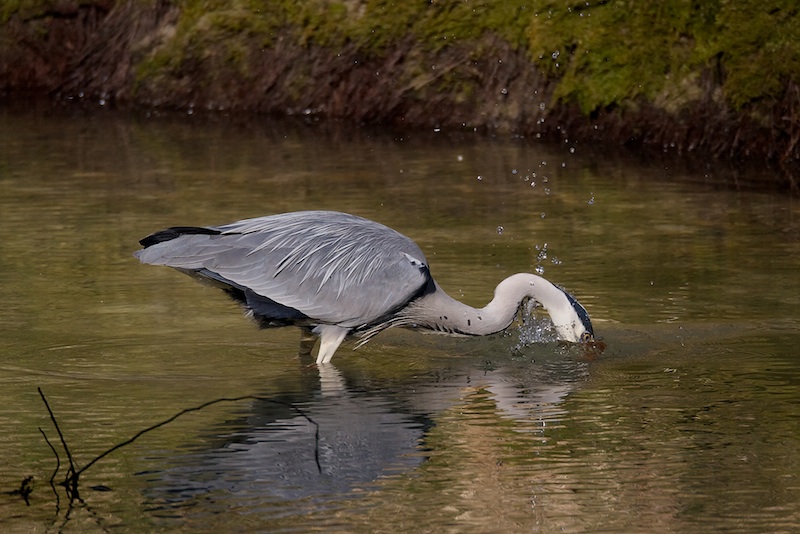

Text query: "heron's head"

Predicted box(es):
[553, 288, 595, 343]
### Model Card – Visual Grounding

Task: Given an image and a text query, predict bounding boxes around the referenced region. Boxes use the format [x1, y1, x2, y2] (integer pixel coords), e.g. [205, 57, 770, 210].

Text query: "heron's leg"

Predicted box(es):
[317, 364, 346, 395]
[314, 325, 349, 365]
[298, 328, 316, 358]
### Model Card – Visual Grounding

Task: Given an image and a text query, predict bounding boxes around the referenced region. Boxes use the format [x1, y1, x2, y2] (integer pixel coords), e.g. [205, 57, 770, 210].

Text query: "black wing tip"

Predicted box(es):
[139, 226, 221, 248]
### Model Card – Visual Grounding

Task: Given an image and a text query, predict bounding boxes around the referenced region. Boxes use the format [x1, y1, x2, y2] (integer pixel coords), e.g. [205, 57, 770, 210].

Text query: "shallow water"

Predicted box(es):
[1, 104, 799, 533]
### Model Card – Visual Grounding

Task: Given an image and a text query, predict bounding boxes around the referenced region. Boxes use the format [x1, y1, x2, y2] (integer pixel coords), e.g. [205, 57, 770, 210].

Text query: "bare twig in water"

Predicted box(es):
[38, 427, 62, 510]
[37, 388, 80, 500]
[35, 389, 322, 505]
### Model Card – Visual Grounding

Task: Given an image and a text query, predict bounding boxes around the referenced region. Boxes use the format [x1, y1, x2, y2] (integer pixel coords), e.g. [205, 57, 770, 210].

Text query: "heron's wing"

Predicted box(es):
[135, 211, 431, 327]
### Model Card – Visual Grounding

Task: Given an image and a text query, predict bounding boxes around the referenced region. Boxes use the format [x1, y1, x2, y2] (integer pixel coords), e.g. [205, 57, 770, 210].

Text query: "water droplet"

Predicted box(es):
[535, 243, 548, 262]
[457, 155, 464, 162]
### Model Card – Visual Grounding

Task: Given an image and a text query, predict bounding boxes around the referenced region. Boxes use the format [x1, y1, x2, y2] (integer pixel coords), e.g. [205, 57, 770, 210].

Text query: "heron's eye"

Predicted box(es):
[581, 331, 593, 342]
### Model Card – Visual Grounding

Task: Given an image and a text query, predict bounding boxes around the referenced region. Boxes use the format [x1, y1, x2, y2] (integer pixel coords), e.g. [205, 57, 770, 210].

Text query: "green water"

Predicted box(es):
[1, 104, 798, 533]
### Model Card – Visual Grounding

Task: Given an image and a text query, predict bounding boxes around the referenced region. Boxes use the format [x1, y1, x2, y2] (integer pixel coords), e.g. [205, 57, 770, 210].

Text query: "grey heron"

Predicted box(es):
[135, 211, 595, 364]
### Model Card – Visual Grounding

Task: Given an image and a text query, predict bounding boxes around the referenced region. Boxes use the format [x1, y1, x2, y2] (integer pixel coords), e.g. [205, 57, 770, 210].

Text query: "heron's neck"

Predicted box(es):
[406, 273, 572, 336]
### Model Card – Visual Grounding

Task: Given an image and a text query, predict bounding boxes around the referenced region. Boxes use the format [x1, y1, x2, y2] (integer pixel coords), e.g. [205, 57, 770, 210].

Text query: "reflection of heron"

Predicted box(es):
[139, 355, 581, 514]
[135, 211, 594, 364]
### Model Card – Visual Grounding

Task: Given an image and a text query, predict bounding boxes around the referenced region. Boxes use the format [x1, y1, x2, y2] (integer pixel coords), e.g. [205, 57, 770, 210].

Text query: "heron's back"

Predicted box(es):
[135, 211, 433, 329]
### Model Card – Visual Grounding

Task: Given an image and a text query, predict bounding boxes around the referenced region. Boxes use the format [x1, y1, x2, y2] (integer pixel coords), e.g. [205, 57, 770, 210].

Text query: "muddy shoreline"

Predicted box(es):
[2, 1, 797, 191]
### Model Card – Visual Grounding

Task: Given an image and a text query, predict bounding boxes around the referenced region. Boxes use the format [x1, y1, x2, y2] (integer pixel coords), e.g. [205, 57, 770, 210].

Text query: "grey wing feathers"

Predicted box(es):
[135, 211, 430, 327]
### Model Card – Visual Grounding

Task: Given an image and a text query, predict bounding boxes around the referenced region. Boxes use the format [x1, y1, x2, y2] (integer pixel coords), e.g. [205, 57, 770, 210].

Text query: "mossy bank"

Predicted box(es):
[2, 0, 798, 189]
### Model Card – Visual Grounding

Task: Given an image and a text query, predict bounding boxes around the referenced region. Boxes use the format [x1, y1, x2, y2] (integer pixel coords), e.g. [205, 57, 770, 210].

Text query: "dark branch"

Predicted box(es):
[37, 388, 78, 476]
[38, 427, 62, 510]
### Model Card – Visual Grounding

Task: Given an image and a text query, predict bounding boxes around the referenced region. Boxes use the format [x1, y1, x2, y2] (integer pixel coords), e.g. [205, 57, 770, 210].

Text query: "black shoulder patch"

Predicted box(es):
[413, 264, 437, 299]
[139, 226, 221, 248]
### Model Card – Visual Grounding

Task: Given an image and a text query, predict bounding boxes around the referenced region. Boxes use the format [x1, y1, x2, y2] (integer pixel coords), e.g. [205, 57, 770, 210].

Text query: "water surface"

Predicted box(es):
[1, 104, 799, 533]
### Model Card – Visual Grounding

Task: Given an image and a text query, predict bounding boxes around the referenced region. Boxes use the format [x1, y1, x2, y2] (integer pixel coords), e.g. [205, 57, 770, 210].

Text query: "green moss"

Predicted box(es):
[415, 0, 531, 50]
[134, 0, 286, 88]
[700, 3, 800, 108]
[346, 0, 425, 50]
[1, 0, 49, 23]
[134, 0, 534, 82]
[526, 1, 704, 112]
[526, 1, 800, 113]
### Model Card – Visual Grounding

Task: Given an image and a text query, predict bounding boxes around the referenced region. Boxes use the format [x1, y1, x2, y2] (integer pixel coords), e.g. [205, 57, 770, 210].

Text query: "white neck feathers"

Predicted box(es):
[401, 273, 587, 342]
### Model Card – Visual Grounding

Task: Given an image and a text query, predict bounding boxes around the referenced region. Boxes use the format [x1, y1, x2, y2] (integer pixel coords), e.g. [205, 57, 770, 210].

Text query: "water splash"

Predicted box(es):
[514, 299, 559, 349]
